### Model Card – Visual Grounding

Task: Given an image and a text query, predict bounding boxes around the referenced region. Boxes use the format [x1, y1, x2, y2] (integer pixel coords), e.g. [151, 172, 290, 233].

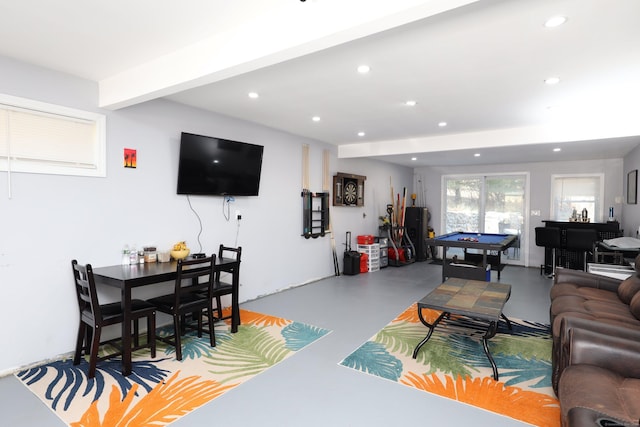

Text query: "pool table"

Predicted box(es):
[426, 232, 518, 281]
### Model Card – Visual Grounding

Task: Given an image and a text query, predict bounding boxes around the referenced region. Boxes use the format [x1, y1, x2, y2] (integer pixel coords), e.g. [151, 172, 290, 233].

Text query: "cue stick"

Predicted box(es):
[323, 149, 340, 276]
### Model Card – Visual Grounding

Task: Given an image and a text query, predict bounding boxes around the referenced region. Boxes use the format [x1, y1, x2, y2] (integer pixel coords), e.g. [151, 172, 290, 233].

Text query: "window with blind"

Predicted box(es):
[0, 94, 106, 177]
[551, 174, 604, 222]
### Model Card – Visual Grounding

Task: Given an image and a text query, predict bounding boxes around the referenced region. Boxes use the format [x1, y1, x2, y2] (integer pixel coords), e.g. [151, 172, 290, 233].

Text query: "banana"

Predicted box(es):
[173, 241, 187, 251]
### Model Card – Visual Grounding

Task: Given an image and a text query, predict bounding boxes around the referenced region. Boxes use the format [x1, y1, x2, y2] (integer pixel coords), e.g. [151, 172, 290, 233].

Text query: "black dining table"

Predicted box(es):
[92, 257, 240, 376]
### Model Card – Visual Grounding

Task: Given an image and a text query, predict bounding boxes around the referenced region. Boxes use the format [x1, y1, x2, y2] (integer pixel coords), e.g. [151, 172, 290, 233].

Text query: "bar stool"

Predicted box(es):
[566, 228, 600, 271]
[535, 227, 561, 278]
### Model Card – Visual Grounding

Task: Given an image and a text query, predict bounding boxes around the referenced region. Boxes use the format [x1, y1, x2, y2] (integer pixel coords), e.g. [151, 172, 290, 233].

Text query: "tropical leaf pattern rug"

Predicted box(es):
[340, 303, 560, 427]
[16, 309, 330, 426]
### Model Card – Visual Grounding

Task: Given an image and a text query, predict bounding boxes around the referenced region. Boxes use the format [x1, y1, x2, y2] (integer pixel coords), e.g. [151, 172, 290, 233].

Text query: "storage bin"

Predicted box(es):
[357, 243, 380, 272]
[357, 235, 374, 245]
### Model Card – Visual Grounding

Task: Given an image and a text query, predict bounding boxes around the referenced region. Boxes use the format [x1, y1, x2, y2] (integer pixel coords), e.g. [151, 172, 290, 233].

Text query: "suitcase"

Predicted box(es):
[343, 231, 361, 275]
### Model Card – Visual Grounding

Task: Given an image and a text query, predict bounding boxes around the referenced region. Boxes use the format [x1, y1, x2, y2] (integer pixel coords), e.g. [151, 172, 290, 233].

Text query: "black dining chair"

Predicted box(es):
[212, 245, 242, 321]
[72, 260, 156, 378]
[148, 255, 217, 361]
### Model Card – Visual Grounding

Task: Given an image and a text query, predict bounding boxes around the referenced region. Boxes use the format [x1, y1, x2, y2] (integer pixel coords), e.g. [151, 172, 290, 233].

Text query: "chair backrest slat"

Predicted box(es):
[72, 259, 102, 323]
[174, 255, 216, 303]
[216, 245, 241, 281]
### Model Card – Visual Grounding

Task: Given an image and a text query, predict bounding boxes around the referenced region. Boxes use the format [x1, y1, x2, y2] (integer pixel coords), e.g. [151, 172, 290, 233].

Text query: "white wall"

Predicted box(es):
[415, 158, 624, 269]
[0, 56, 413, 374]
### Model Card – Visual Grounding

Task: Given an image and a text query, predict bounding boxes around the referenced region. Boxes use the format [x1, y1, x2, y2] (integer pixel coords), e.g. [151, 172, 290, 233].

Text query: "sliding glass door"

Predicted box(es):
[444, 174, 526, 264]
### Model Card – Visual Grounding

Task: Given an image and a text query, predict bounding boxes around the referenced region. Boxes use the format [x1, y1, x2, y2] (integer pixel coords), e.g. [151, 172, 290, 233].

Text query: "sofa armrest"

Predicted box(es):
[554, 267, 622, 293]
[560, 316, 640, 342]
[553, 316, 640, 392]
[564, 320, 640, 378]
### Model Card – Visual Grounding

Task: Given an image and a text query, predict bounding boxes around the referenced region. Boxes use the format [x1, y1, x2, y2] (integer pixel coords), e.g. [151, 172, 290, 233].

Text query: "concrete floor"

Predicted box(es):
[0, 260, 554, 426]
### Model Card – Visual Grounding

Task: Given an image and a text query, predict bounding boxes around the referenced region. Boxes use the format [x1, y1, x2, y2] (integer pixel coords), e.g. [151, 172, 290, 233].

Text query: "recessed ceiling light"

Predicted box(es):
[411, 157, 417, 161]
[357, 131, 365, 137]
[312, 116, 321, 122]
[545, 77, 560, 85]
[553, 147, 562, 152]
[474, 153, 481, 157]
[357, 65, 370, 74]
[405, 100, 417, 106]
[248, 92, 259, 99]
[438, 121, 447, 127]
[545, 16, 567, 28]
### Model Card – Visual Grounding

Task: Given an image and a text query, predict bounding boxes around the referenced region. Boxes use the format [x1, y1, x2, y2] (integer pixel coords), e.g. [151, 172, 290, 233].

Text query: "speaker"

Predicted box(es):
[404, 207, 429, 261]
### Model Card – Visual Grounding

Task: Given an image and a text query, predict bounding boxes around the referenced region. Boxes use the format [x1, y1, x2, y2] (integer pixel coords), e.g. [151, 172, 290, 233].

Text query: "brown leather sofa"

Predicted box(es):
[550, 257, 640, 426]
[550, 261, 640, 390]
[558, 317, 640, 426]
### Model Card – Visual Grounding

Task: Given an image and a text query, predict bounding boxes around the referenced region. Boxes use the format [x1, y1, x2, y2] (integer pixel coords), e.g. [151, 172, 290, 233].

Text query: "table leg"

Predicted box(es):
[122, 287, 132, 376]
[441, 246, 448, 282]
[412, 309, 447, 359]
[483, 320, 499, 380]
[482, 250, 488, 278]
[231, 265, 240, 333]
[500, 313, 512, 331]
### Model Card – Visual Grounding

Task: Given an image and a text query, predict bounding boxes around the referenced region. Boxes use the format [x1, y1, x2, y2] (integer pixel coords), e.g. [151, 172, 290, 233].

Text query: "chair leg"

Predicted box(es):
[85, 327, 93, 355]
[215, 296, 223, 319]
[173, 315, 182, 361]
[148, 312, 156, 358]
[133, 318, 140, 348]
[543, 248, 556, 279]
[88, 325, 102, 379]
[583, 250, 589, 271]
[208, 305, 216, 348]
[73, 322, 86, 365]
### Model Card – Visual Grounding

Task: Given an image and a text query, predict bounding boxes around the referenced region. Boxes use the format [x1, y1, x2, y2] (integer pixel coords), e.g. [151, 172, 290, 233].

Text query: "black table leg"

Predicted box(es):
[122, 287, 132, 376]
[483, 321, 499, 380]
[231, 265, 240, 333]
[500, 313, 512, 331]
[413, 309, 447, 359]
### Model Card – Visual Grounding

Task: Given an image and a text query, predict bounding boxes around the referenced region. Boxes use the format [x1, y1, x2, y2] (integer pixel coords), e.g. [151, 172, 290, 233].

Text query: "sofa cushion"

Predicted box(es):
[618, 275, 640, 305]
[551, 297, 640, 336]
[551, 295, 631, 319]
[559, 364, 640, 425]
[551, 282, 622, 303]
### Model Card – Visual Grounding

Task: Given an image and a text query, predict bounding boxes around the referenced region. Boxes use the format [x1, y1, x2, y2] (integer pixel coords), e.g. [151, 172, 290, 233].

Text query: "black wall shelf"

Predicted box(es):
[302, 190, 330, 239]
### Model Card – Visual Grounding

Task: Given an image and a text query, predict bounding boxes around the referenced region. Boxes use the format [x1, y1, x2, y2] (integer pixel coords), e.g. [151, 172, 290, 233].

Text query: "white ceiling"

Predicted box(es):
[1, 0, 639, 167]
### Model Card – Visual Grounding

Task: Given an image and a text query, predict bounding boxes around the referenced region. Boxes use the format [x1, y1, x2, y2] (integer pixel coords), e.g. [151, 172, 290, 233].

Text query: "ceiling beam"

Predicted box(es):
[98, 0, 478, 110]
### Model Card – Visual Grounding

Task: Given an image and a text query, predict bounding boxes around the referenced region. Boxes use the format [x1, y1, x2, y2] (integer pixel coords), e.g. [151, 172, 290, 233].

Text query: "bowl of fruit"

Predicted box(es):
[170, 241, 190, 260]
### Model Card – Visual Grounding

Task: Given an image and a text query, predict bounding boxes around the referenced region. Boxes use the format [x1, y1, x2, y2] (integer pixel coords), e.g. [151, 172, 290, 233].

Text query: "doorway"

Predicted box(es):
[443, 174, 527, 265]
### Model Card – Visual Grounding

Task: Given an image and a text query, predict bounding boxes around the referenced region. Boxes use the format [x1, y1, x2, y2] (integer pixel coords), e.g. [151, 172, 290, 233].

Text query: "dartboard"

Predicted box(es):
[344, 181, 357, 205]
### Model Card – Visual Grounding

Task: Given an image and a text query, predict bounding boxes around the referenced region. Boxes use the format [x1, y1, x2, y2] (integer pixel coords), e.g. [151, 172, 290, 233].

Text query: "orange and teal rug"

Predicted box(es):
[340, 303, 560, 427]
[16, 309, 330, 426]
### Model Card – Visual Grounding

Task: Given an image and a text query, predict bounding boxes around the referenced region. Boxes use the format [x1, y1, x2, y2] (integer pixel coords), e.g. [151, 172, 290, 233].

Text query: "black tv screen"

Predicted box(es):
[177, 132, 264, 196]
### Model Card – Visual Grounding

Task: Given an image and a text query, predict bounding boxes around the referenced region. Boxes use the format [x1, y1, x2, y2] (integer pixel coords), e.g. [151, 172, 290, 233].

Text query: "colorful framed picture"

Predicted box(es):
[124, 148, 137, 168]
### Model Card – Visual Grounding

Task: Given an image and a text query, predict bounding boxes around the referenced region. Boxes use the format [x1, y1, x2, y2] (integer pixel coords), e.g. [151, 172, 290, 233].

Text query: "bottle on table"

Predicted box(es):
[121, 244, 130, 265]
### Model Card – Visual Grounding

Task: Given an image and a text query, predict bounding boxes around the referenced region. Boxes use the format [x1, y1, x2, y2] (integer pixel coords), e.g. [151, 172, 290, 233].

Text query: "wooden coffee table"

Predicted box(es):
[412, 277, 512, 380]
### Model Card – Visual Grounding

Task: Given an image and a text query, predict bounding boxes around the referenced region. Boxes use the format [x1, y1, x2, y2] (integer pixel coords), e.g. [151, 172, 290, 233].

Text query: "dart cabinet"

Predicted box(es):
[333, 172, 366, 207]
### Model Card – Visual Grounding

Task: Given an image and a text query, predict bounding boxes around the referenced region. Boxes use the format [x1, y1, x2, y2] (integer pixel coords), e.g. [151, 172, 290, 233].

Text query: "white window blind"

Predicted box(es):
[0, 94, 106, 177]
[551, 174, 604, 222]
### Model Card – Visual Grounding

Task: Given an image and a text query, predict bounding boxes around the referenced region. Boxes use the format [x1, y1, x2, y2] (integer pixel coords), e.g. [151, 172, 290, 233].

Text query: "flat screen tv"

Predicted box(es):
[177, 132, 264, 196]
